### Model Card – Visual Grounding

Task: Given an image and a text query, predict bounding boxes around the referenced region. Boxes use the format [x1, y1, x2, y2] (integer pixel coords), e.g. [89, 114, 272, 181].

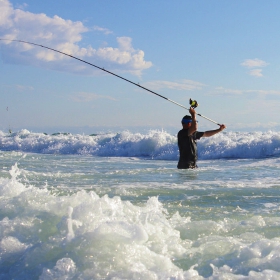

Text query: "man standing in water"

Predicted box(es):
[177, 107, 226, 169]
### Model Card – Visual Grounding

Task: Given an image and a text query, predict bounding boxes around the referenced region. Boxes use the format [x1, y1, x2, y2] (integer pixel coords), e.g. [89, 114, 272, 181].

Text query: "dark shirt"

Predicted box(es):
[177, 129, 204, 169]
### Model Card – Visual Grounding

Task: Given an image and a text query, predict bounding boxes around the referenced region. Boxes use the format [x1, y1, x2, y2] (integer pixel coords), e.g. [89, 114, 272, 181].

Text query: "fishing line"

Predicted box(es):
[0, 38, 220, 125]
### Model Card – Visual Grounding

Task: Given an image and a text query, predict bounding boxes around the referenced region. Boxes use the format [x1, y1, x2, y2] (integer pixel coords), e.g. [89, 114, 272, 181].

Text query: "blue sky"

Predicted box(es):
[1, 0, 280, 134]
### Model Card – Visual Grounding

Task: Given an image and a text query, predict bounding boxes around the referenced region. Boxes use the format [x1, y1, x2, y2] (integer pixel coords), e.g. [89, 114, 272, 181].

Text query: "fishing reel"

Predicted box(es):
[189, 98, 199, 109]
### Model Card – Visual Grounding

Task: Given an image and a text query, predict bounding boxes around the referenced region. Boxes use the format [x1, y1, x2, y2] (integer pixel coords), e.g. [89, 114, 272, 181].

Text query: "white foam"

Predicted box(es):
[1, 129, 280, 159]
[1, 163, 280, 278]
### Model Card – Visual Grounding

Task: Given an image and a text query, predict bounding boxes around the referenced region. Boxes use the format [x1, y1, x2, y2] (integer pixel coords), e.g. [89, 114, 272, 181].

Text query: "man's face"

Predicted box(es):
[182, 122, 192, 128]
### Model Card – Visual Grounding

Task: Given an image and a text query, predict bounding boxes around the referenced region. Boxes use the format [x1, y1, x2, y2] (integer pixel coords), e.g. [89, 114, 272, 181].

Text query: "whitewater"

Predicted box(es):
[1, 129, 280, 279]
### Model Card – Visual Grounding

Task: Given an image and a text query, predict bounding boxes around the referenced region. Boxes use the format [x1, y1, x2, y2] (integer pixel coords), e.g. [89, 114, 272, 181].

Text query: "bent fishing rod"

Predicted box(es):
[0, 38, 221, 125]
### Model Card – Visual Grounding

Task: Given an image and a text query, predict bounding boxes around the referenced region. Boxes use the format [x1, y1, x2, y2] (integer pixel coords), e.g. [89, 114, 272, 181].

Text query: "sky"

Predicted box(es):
[1, 0, 280, 134]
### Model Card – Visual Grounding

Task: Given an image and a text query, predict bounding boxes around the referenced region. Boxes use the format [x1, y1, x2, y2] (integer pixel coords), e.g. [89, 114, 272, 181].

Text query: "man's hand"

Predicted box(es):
[189, 107, 196, 116]
[219, 124, 226, 131]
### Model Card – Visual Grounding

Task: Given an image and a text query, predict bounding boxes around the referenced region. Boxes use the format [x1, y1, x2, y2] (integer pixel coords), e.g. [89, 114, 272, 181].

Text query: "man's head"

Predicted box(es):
[181, 115, 192, 127]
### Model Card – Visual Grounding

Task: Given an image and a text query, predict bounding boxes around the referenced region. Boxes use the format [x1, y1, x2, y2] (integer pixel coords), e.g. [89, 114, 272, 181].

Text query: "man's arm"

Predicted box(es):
[188, 107, 198, 136]
[203, 124, 226, 137]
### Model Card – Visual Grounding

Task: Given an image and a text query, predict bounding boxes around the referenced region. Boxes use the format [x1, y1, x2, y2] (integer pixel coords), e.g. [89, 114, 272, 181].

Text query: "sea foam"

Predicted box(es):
[0, 163, 280, 279]
[1, 129, 280, 160]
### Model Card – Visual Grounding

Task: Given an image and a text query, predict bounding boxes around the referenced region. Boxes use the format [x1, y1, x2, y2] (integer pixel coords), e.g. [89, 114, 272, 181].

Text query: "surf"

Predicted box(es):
[1, 129, 280, 160]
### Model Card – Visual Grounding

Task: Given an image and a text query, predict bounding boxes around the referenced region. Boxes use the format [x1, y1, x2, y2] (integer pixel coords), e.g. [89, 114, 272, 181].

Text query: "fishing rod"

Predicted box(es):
[0, 38, 221, 125]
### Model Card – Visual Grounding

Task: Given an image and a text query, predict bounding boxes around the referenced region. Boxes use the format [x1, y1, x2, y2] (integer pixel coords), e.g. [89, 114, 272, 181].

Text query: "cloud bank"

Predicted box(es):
[0, 0, 152, 76]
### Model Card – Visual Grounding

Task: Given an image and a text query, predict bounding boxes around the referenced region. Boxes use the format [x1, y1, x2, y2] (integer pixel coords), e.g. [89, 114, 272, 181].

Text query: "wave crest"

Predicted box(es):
[1, 129, 280, 160]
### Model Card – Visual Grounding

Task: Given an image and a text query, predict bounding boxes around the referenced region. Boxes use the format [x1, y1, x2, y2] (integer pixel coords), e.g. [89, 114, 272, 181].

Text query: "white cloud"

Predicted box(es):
[249, 69, 263, 77]
[214, 87, 280, 96]
[71, 92, 117, 102]
[15, 3, 28, 10]
[241, 58, 268, 68]
[93, 25, 113, 35]
[143, 79, 206, 91]
[214, 87, 244, 95]
[0, 0, 152, 76]
[3, 83, 34, 92]
[15, 84, 34, 92]
[241, 58, 268, 78]
[0, 0, 13, 26]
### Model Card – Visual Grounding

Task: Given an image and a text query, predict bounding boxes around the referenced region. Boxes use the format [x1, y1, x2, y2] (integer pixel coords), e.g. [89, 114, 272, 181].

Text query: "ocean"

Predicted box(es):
[0, 129, 280, 279]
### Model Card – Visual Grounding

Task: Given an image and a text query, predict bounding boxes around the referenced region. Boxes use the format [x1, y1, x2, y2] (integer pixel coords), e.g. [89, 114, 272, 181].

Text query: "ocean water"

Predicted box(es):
[1, 129, 280, 279]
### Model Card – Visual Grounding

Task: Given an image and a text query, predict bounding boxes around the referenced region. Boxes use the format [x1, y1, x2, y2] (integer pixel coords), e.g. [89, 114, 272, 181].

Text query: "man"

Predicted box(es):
[177, 107, 226, 169]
